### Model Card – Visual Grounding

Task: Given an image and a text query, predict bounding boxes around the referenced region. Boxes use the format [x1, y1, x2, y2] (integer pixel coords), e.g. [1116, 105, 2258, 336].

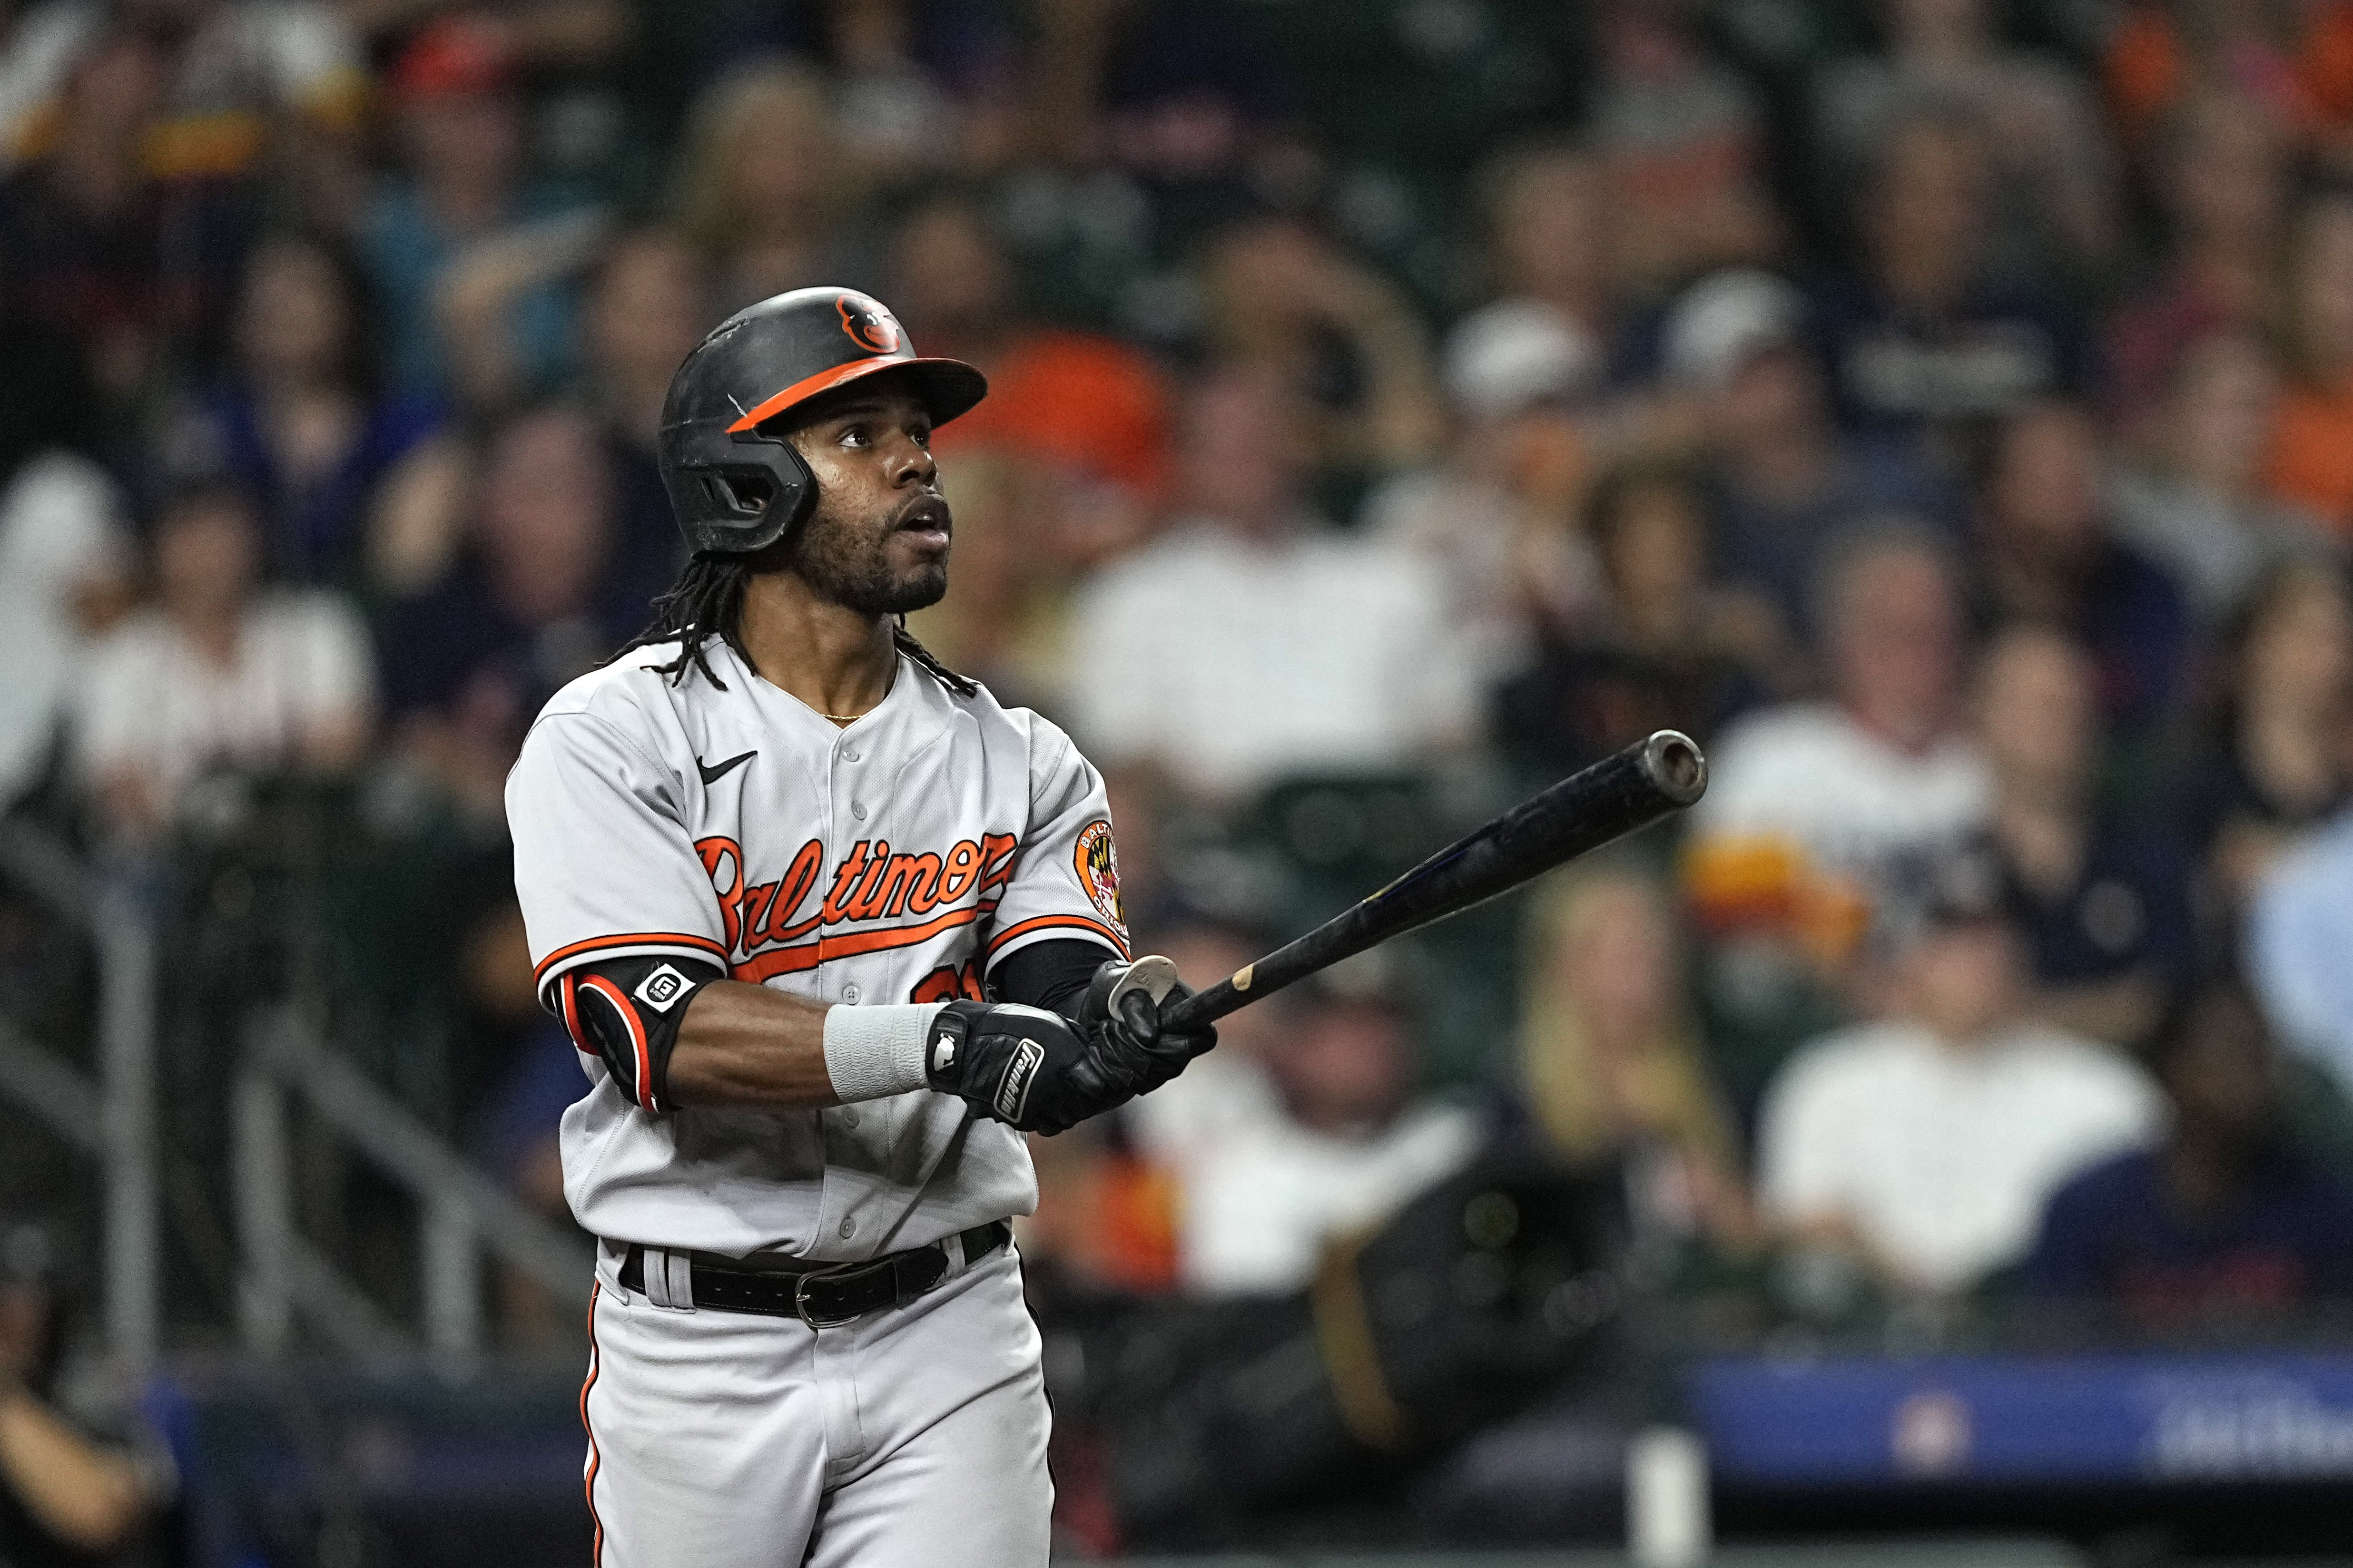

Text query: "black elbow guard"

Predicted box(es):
[553, 955, 725, 1114]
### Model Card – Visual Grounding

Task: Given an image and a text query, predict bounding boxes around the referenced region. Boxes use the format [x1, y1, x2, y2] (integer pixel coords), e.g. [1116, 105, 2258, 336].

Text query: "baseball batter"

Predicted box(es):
[506, 286, 1215, 1567]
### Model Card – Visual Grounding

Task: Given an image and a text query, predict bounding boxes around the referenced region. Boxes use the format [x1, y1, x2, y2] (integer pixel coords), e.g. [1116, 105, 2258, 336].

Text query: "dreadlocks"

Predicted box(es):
[612, 554, 979, 699]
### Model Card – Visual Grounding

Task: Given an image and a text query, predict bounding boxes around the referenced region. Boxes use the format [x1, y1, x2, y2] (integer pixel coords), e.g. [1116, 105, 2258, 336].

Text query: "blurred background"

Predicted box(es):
[11, 0, 2353, 1563]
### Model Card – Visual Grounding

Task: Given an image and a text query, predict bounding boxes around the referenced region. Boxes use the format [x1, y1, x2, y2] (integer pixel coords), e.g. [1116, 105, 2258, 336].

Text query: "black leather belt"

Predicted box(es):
[618, 1220, 1012, 1326]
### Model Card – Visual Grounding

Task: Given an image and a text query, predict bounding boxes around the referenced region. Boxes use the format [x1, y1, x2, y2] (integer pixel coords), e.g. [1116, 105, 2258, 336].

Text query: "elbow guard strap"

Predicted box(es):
[554, 955, 724, 1114]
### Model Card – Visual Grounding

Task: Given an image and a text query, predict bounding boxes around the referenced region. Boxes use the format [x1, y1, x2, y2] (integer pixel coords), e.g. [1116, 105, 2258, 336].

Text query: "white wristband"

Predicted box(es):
[822, 1002, 945, 1103]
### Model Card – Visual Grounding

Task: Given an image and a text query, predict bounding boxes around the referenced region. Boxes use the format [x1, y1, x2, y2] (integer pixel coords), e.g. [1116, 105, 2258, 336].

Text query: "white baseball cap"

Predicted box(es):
[1442, 300, 1604, 421]
[1662, 269, 1805, 391]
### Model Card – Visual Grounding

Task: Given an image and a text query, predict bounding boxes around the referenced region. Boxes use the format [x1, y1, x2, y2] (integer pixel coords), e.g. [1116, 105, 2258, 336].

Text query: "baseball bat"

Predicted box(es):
[1159, 729, 1708, 1033]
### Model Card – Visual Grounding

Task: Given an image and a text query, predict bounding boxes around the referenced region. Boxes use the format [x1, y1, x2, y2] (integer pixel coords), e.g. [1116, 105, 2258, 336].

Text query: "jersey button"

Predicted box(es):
[850, 801, 867, 820]
[843, 748, 860, 762]
[841, 1107, 859, 1127]
[838, 1217, 857, 1239]
[842, 984, 861, 1003]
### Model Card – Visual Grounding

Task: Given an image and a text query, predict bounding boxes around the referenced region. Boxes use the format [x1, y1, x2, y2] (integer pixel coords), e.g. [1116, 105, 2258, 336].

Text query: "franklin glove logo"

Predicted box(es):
[994, 1038, 1045, 1122]
[932, 1033, 956, 1072]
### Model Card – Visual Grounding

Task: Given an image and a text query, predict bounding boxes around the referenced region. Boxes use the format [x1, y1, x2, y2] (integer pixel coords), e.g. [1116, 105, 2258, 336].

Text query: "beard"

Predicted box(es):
[787, 499, 949, 616]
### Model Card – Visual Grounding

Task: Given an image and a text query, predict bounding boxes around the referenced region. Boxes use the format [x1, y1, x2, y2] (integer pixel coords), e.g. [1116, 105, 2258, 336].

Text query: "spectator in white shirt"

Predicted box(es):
[0, 450, 128, 811]
[75, 482, 374, 845]
[1684, 522, 1990, 965]
[1756, 857, 2159, 1296]
[1178, 978, 1482, 1298]
[1069, 369, 1477, 803]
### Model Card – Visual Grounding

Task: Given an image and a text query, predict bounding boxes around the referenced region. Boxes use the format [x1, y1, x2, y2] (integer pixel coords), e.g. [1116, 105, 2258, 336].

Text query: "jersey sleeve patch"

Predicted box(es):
[1073, 820, 1129, 941]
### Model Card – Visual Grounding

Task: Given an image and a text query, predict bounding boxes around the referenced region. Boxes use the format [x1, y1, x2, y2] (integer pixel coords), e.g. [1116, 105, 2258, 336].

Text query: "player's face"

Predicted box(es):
[783, 386, 950, 616]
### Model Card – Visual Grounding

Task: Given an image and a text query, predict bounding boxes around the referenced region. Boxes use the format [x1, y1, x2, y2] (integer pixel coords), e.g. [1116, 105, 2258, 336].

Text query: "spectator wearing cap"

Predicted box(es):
[363, 15, 596, 406]
[73, 481, 374, 847]
[1067, 370, 1476, 804]
[1684, 524, 1990, 971]
[1176, 973, 1482, 1297]
[2025, 980, 2353, 1325]
[1971, 400, 2192, 745]
[1359, 298, 1609, 685]
[1756, 856, 2159, 1296]
[1975, 625, 2193, 1048]
[1664, 268, 1958, 643]
[0, 1222, 169, 1561]
[1469, 141, 1617, 355]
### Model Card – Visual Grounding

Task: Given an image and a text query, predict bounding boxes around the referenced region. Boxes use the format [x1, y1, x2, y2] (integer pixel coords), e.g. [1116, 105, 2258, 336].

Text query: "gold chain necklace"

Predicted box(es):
[820, 713, 862, 724]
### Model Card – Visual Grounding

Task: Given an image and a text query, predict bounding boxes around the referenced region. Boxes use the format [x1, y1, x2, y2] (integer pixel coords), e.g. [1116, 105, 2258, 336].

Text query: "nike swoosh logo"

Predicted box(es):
[696, 750, 756, 786]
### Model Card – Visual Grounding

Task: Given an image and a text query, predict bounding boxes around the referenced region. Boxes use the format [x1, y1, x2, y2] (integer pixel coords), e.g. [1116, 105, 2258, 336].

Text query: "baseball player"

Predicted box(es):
[506, 285, 1215, 1567]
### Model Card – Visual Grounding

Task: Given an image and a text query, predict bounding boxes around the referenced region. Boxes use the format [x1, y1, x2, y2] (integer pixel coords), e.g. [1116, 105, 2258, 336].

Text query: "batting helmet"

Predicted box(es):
[657, 286, 987, 557]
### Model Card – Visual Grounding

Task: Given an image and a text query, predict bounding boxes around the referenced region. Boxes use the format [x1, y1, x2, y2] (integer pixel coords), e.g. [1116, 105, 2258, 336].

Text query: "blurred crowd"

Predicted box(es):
[11, 0, 2353, 1492]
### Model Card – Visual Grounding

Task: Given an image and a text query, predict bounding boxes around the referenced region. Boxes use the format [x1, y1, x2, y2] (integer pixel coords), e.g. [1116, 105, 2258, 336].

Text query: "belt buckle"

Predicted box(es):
[794, 1265, 869, 1328]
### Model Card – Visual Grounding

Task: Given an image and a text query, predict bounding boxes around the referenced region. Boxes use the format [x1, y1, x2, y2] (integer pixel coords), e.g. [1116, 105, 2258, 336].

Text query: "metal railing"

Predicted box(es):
[234, 1006, 593, 1364]
[0, 828, 158, 1365]
[0, 823, 592, 1367]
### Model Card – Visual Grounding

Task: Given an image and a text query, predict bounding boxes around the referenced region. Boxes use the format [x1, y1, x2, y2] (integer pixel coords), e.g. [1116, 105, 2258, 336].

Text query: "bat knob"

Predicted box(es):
[1642, 730, 1708, 806]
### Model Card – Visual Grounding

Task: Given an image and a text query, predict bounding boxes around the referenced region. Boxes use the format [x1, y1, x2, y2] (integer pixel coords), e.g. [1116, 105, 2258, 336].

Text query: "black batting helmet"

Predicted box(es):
[657, 287, 987, 557]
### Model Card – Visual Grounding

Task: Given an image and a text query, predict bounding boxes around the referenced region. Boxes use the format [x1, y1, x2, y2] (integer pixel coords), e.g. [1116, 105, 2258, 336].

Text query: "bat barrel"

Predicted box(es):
[1162, 730, 1707, 1032]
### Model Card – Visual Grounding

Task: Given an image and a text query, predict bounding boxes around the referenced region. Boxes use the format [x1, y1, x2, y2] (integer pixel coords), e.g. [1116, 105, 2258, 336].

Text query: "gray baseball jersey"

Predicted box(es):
[506, 636, 1130, 1260]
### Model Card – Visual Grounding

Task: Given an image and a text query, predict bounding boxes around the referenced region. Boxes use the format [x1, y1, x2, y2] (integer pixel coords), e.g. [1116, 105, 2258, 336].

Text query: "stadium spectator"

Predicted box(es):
[1975, 625, 2193, 1048]
[891, 191, 1173, 537]
[672, 59, 857, 315]
[1194, 213, 1447, 484]
[1512, 868, 1756, 1261]
[1972, 399, 2192, 736]
[2102, 0, 2353, 156]
[1067, 369, 1475, 802]
[1363, 297, 1607, 685]
[74, 481, 374, 846]
[2249, 807, 2353, 1098]
[0, 0, 365, 218]
[572, 225, 707, 615]
[1813, 104, 2077, 460]
[1684, 525, 1988, 965]
[2195, 559, 2353, 909]
[380, 404, 633, 824]
[2105, 90, 2288, 436]
[2025, 980, 2353, 1322]
[0, 404, 129, 813]
[1756, 858, 2159, 1295]
[2261, 187, 2353, 537]
[1665, 267, 1958, 642]
[2110, 330, 2318, 622]
[1810, 0, 2116, 285]
[168, 232, 459, 590]
[0, 25, 251, 413]
[1493, 461, 1775, 775]
[1468, 140, 1617, 353]
[364, 16, 594, 405]
[1177, 978, 1481, 1296]
[1587, 0, 1780, 302]
[0, 1222, 167, 1561]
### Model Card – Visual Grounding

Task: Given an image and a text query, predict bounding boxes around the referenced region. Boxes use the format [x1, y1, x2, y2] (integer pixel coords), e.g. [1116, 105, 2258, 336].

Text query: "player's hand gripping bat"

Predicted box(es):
[1142, 729, 1708, 1037]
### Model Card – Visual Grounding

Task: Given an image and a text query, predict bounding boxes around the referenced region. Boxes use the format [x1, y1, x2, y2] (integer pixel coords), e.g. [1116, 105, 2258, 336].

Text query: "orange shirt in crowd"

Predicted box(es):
[2262, 379, 2353, 538]
[932, 329, 1172, 501]
[2105, 1, 2353, 148]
